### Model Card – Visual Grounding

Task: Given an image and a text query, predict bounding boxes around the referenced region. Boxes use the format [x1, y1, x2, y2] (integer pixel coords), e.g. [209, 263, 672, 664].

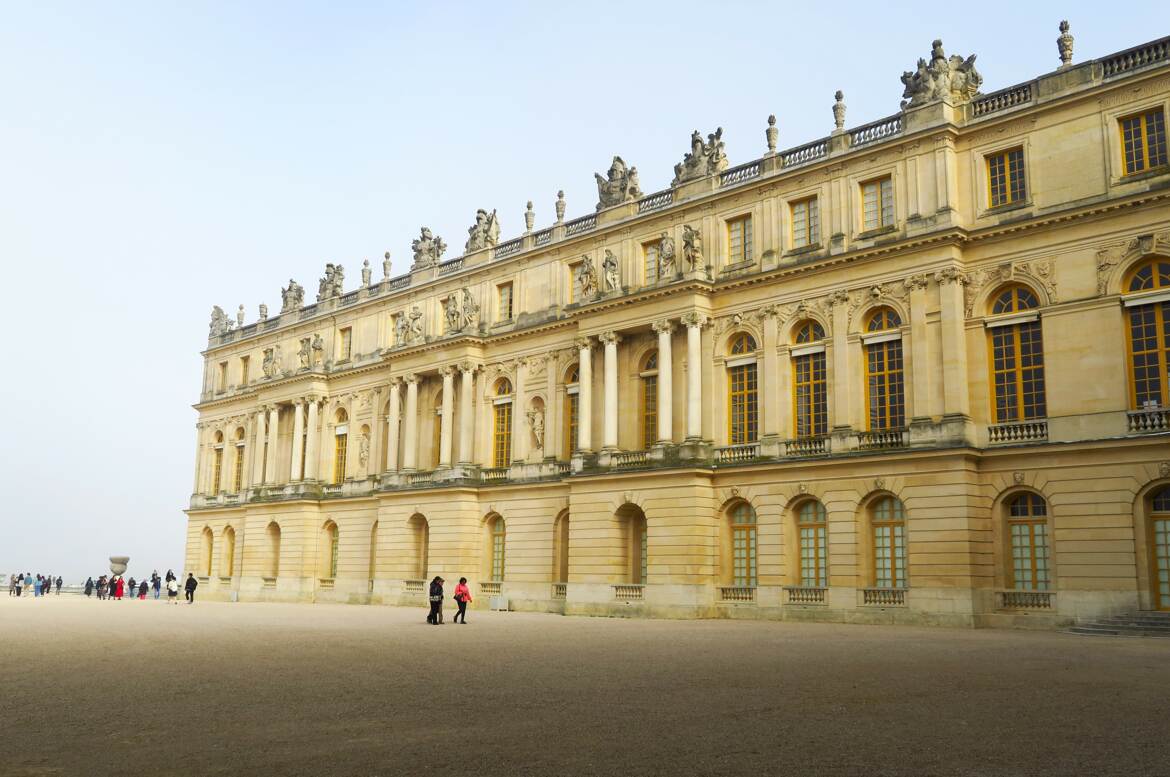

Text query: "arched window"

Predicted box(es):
[320, 521, 339, 579]
[730, 503, 757, 587]
[564, 365, 580, 459]
[1150, 486, 1170, 610]
[727, 333, 758, 445]
[333, 409, 349, 484]
[1124, 259, 1170, 410]
[553, 511, 570, 585]
[368, 521, 379, 590]
[641, 350, 658, 449]
[864, 309, 905, 430]
[1006, 493, 1049, 591]
[222, 525, 236, 578]
[200, 526, 214, 577]
[797, 501, 827, 587]
[988, 285, 1047, 422]
[489, 516, 506, 581]
[265, 522, 281, 580]
[211, 431, 224, 494]
[792, 321, 827, 438]
[870, 497, 906, 589]
[493, 379, 513, 467]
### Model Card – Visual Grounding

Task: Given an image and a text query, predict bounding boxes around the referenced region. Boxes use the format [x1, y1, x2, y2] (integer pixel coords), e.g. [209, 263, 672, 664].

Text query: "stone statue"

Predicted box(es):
[298, 337, 311, 369]
[464, 209, 500, 252]
[209, 306, 234, 337]
[1057, 21, 1074, 67]
[900, 39, 982, 108]
[460, 288, 479, 331]
[262, 346, 281, 378]
[524, 201, 535, 232]
[236, 304, 245, 327]
[671, 128, 728, 186]
[526, 407, 545, 451]
[576, 256, 598, 300]
[682, 225, 704, 273]
[281, 279, 304, 313]
[359, 430, 370, 467]
[444, 294, 461, 332]
[333, 265, 345, 295]
[311, 334, 324, 367]
[407, 305, 425, 342]
[411, 227, 447, 270]
[555, 190, 566, 222]
[258, 303, 268, 321]
[658, 232, 677, 278]
[361, 259, 372, 287]
[317, 263, 344, 301]
[394, 312, 409, 346]
[383, 251, 392, 280]
[602, 249, 620, 292]
[766, 115, 778, 153]
[833, 91, 846, 130]
[593, 155, 643, 210]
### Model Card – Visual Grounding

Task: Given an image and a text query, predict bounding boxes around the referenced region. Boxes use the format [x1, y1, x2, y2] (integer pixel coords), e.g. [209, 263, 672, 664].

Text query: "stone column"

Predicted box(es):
[385, 380, 401, 472]
[263, 405, 279, 484]
[936, 268, 970, 417]
[402, 374, 419, 471]
[652, 320, 674, 444]
[192, 424, 205, 494]
[759, 309, 780, 440]
[290, 400, 305, 481]
[830, 293, 851, 430]
[683, 313, 705, 440]
[576, 337, 593, 453]
[600, 332, 620, 450]
[458, 363, 475, 465]
[511, 357, 528, 463]
[906, 275, 933, 419]
[439, 366, 455, 468]
[304, 397, 320, 481]
[251, 410, 267, 485]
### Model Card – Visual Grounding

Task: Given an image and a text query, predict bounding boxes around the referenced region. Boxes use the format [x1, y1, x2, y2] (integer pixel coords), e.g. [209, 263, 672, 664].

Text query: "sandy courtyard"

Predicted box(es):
[1, 596, 1166, 777]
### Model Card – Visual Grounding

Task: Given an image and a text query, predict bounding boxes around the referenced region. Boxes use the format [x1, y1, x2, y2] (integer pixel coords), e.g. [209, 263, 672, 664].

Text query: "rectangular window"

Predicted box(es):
[987, 147, 1027, 208]
[1128, 302, 1169, 409]
[1010, 520, 1050, 591]
[339, 328, 352, 362]
[1120, 108, 1168, 176]
[794, 352, 828, 437]
[232, 444, 245, 492]
[211, 448, 223, 493]
[791, 197, 819, 249]
[732, 525, 757, 587]
[727, 215, 753, 264]
[861, 176, 894, 231]
[866, 340, 906, 430]
[564, 392, 579, 459]
[991, 321, 1048, 421]
[727, 363, 758, 444]
[497, 282, 513, 321]
[493, 402, 512, 467]
[568, 263, 581, 303]
[239, 356, 250, 387]
[799, 524, 827, 587]
[641, 375, 657, 450]
[217, 362, 228, 391]
[642, 241, 660, 283]
[333, 432, 348, 484]
[873, 523, 906, 588]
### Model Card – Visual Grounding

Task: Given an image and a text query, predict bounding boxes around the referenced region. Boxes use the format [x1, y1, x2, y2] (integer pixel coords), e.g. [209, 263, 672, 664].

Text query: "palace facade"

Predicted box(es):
[186, 29, 1170, 628]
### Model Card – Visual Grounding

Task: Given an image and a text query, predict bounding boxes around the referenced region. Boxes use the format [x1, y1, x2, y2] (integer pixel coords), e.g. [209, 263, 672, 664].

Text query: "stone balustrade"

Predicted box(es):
[857, 429, 909, 450]
[637, 189, 673, 213]
[781, 138, 827, 168]
[1128, 408, 1169, 433]
[719, 161, 761, 187]
[784, 436, 829, 457]
[989, 420, 1049, 444]
[997, 590, 1054, 610]
[971, 83, 1034, 118]
[1101, 36, 1169, 78]
[714, 443, 760, 464]
[784, 586, 827, 605]
[479, 581, 502, 596]
[861, 588, 906, 607]
[613, 584, 644, 601]
[848, 114, 902, 148]
[718, 586, 756, 603]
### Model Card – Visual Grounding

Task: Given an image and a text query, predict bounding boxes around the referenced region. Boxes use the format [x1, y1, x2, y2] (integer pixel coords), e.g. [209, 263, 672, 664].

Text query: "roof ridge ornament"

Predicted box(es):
[900, 39, 982, 109]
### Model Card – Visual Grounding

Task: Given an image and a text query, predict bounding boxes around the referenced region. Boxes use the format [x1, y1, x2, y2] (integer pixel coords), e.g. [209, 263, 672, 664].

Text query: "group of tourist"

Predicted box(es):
[6, 573, 62, 597]
[427, 576, 472, 625]
[80, 570, 195, 603]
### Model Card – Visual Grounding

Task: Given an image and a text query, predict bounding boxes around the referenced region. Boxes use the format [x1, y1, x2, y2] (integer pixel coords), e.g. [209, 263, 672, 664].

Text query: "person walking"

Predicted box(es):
[166, 576, 179, 604]
[165, 569, 175, 584]
[138, 579, 148, 600]
[184, 573, 198, 604]
[84, 577, 94, 597]
[127, 577, 136, 597]
[55, 576, 62, 595]
[33, 575, 42, 597]
[114, 576, 125, 600]
[453, 577, 472, 624]
[23, 573, 32, 596]
[151, 573, 161, 600]
[426, 576, 444, 625]
[7, 574, 15, 597]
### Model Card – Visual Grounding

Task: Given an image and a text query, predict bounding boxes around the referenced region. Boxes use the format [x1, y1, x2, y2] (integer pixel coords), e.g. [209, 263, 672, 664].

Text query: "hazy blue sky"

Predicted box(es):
[1, 2, 1162, 581]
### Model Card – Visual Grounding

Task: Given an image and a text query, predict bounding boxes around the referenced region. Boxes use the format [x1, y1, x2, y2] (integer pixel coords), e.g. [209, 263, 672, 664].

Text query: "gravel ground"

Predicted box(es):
[1, 596, 1166, 777]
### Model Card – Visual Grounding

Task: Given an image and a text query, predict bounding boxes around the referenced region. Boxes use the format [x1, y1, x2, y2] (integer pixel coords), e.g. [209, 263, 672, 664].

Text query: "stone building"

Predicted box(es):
[186, 29, 1170, 628]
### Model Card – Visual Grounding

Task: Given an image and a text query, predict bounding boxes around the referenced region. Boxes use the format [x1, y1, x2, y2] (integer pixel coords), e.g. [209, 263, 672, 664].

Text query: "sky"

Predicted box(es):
[1, 1, 1163, 581]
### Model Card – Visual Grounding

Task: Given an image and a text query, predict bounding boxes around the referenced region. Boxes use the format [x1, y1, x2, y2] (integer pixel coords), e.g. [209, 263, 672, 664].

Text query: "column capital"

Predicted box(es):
[651, 319, 675, 335]
[458, 360, 479, 375]
[934, 267, 968, 286]
[904, 273, 931, 291]
[599, 330, 622, 346]
[574, 336, 593, 352]
[404, 373, 420, 385]
[441, 365, 457, 378]
[681, 311, 708, 328]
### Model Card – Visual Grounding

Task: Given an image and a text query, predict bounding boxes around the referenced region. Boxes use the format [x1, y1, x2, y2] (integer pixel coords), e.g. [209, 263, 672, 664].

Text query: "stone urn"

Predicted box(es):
[109, 556, 130, 576]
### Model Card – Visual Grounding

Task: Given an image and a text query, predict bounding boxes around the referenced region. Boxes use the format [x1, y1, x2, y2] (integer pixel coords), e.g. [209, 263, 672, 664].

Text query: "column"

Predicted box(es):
[683, 313, 705, 440]
[759, 310, 780, 439]
[192, 424, 204, 494]
[576, 338, 593, 453]
[907, 275, 932, 419]
[936, 268, 970, 416]
[601, 332, 620, 450]
[263, 406, 279, 484]
[458, 364, 475, 465]
[402, 374, 419, 470]
[385, 380, 401, 472]
[439, 366, 455, 467]
[652, 321, 674, 444]
[830, 294, 851, 429]
[511, 358, 528, 462]
[304, 397, 320, 481]
[289, 400, 305, 481]
[251, 409, 267, 485]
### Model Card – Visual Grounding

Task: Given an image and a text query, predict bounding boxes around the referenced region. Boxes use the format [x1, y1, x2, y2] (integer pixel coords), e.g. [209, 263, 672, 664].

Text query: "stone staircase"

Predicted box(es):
[1066, 610, 1170, 637]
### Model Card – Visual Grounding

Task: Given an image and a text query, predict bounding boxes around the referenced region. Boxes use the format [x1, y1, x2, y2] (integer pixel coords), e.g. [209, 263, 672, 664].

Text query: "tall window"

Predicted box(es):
[793, 321, 828, 438]
[211, 446, 223, 493]
[641, 351, 658, 449]
[232, 443, 245, 491]
[333, 410, 348, 484]
[201, 528, 213, 576]
[730, 503, 757, 587]
[791, 197, 819, 248]
[564, 365, 579, 459]
[493, 380, 513, 467]
[432, 391, 443, 469]
[1125, 259, 1170, 409]
[798, 501, 827, 587]
[727, 215, 753, 264]
[1120, 108, 1167, 176]
[871, 497, 907, 589]
[987, 147, 1027, 207]
[865, 309, 905, 430]
[1007, 493, 1049, 591]
[861, 176, 894, 231]
[223, 526, 236, 577]
[497, 282, 513, 321]
[643, 240, 660, 283]
[727, 333, 758, 444]
[1152, 487, 1170, 611]
[240, 355, 250, 386]
[217, 361, 228, 391]
[490, 517, 506, 581]
[338, 328, 352, 362]
[989, 286, 1047, 422]
[326, 523, 339, 579]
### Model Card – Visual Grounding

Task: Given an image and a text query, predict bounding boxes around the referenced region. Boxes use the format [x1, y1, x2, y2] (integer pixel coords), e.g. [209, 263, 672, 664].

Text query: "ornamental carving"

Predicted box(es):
[658, 232, 677, 278]
[395, 306, 425, 346]
[208, 306, 234, 338]
[671, 128, 728, 186]
[594, 156, 643, 210]
[316, 263, 344, 301]
[900, 39, 982, 108]
[444, 288, 480, 334]
[411, 227, 447, 270]
[1096, 232, 1170, 296]
[602, 250, 620, 292]
[280, 279, 305, 313]
[575, 256, 598, 301]
[261, 345, 282, 379]
[464, 209, 500, 253]
[963, 260, 1060, 317]
[682, 225, 704, 272]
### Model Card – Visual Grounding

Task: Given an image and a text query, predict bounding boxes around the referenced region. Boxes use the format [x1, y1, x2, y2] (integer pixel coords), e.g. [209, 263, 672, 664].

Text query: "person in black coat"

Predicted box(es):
[426, 576, 444, 625]
[84, 578, 94, 597]
[184, 573, 198, 604]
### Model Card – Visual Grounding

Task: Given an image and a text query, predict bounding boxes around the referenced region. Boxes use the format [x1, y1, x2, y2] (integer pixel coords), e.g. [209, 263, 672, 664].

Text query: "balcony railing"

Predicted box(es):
[564, 214, 596, 236]
[403, 579, 425, 594]
[714, 443, 760, 464]
[387, 274, 411, 291]
[781, 138, 828, 168]
[479, 581, 502, 596]
[861, 587, 906, 606]
[1101, 36, 1169, 78]
[494, 238, 522, 259]
[971, 83, 1034, 117]
[612, 450, 649, 469]
[556, 461, 571, 476]
[637, 189, 673, 213]
[437, 257, 464, 275]
[534, 228, 553, 246]
[784, 586, 827, 605]
[613, 584, 644, 601]
[1128, 408, 1169, 433]
[719, 161, 761, 187]
[317, 577, 334, 589]
[552, 583, 567, 599]
[338, 291, 359, 306]
[989, 420, 1049, 444]
[406, 471, 434, 486]
[480, 467, 509, 483]
[718, 586, 756, 603]
[784, 436, 829, 457]
[997, 590, 1054, 610]
[857, 428, 908, 450]
[848, 114, 902, 148]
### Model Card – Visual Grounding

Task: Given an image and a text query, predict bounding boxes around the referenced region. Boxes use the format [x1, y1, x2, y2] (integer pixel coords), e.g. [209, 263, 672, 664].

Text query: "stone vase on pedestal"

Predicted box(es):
[109, 556, 129, 576]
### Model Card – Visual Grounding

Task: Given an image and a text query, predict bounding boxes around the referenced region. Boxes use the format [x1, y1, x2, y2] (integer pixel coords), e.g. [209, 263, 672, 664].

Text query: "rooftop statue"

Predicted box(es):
[464, 209, 500, 253]
[900, 39, 982, 108]
[281, 279, 304, 313]
[208, 305, 234, 338]
[317, 263, 344, 301]
[671, 128, 728, 186]
[594, 156, 643, 210]
[412, 227, 447, 270]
